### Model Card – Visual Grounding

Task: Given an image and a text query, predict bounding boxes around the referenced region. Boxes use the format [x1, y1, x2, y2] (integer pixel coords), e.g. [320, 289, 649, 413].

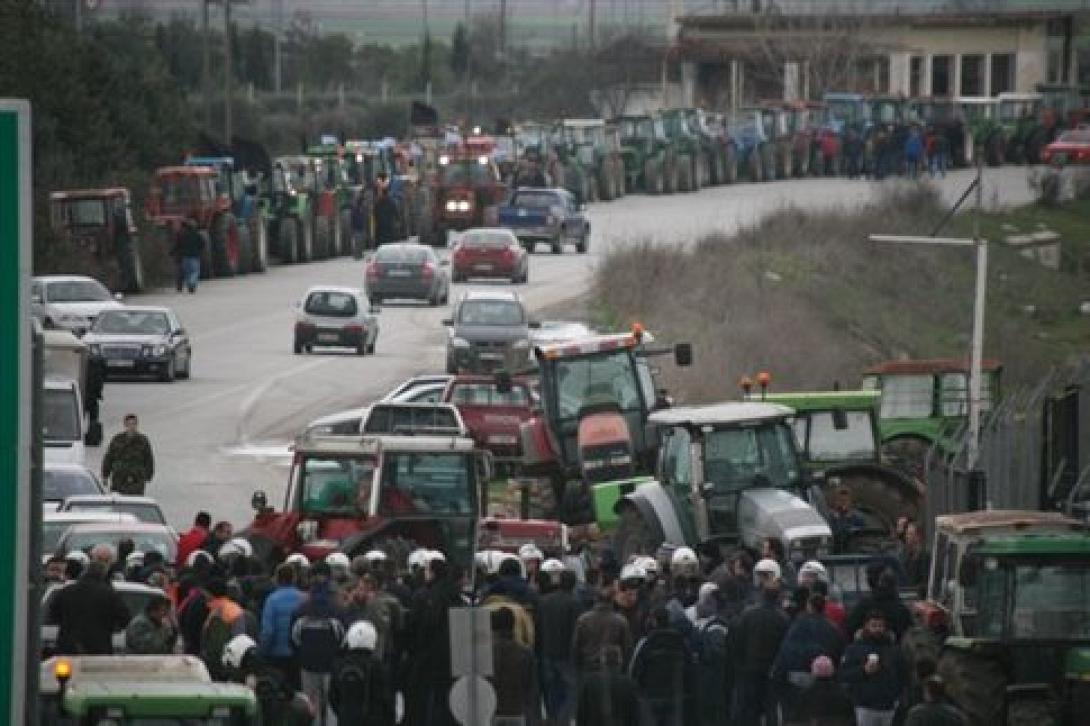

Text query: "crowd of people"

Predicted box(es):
[45, 504, 960, 726]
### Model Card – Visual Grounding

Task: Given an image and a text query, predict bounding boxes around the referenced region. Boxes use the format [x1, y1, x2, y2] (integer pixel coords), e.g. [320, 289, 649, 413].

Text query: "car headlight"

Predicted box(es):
[457, 200, 471, 212]
[445, 200, 458, 212]
[152, 344, 167, 356]
[450, 337, 471, 349]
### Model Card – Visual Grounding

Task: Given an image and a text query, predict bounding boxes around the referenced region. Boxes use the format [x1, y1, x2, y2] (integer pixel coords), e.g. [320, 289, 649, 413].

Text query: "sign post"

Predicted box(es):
[0, 99, 32, 723]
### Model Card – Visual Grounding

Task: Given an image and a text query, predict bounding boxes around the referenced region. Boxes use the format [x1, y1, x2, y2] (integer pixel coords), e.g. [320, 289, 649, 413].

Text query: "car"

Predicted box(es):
[293, 285, 379, 355]
[442, 375, 538, 467]
[381, 375, 455, 403]
[43, 463, 107, 512]
[302, 402, 468, 439]
[451, 228, 529, 283]
[41, 581, 168, 657]
[497, 187, 590, 254]
[41, 511, 139, 560]
[31, 275, 124, 336]
[59, 494, 168, 526]
[56, 521, 179, 565]
[83, 306, 192, 382]
[443, 290, 539, 374]
[364, 242, 450, 306]
[1039, 127, 1090, 165]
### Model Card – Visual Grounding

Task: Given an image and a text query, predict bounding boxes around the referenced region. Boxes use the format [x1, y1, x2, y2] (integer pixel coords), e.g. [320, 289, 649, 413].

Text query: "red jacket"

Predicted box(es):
[177, 526, 209, 567]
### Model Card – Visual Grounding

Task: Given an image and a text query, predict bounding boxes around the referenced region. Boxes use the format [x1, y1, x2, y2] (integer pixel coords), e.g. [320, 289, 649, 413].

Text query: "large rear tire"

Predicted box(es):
[881, 435, 934, 485]
[938, 648, 1006, 726]
[251, 217, 268, 272]
[614, 504, 664, 563]
[236, 224, 252, 275]
[211, 214, 239, 277]
[300, 216, 314, 262]
[279, 218, 299, 264]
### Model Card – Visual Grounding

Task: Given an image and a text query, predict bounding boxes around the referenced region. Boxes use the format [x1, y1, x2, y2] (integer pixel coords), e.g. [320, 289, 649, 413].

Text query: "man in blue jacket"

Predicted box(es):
[260, 563, 305, 689]
[839, 611, 907, 726]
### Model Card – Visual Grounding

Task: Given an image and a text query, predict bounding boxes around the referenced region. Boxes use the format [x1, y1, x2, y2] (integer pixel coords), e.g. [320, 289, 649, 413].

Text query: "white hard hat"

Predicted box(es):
[754, 558, 782, 581]
[228, 538, 253, 558]
[518, 543, 544, 562]
[285, 553, 310, 568]
[217, 541, 242, 560]
[185, 549, 213, 568]
[541, 558, 565, 574]
[620, 562, 647, 583]
[671, 546, 699, 569]
[344, 620, 378, 651]
[125, 551, 144, 567]
[65, 550, 90, 566]
[799, 560, 828, 581]
[407, 548, 429, 570]
[363, 549, 388, 564]
[222, 634, 257, 670]
[425, 549, 447, 565]
[635, 556, 659, 577]
[326, 552, 351, 570]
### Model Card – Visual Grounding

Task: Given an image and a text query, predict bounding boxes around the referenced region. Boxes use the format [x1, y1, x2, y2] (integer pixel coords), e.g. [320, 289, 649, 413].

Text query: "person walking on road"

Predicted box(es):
[330, 620, 396, 726]
[260, 563, 306, 689]
[840, 611, 908, 726]
[292, 561, 346, 726]
[125, 593, 178, 654]
[172, 215, 205, 294]
[48, 555, 130, 655]
[101, 413, 154, 496]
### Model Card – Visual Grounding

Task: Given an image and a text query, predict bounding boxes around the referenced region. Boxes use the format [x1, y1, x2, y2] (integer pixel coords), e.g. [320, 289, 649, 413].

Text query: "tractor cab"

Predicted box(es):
[184, 155, 246, 207]
[558, 119, 606, 167]
[146, 166, 224, 229]
[822, 92, 870, 135]
[49, 189, 143, 293]
[344, 140, 393, 188]
[244, 434, 488, 570]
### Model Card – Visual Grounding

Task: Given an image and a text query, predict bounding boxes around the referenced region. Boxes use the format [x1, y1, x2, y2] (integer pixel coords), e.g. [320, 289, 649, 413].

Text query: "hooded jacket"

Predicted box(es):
[839, 630, 907, 711]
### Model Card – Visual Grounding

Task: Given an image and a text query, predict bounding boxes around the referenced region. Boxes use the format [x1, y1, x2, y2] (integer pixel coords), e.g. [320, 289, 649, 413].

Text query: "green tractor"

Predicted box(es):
[958, 97, 1006, 166]
[555, 119, 625, 202]
[616, 113, 680, 194]
[997, 92, 1060, 165]
[268, 155, 320, 263]
[659, 108, 712, 191]
[307, 143, 357, 257]
[905, 511, 1090, 725]
[861, 358, 1003, 482]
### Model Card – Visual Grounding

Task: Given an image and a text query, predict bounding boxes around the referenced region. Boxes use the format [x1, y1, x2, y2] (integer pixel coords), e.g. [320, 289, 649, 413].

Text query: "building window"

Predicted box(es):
[876, 56, 891, 93]
[990, 53, 1015, 96]
[910, 56, 924, 97]
[1048, 48, 1066, 84]
[932, 55, 952, 96]
[961, 54, 985, 97]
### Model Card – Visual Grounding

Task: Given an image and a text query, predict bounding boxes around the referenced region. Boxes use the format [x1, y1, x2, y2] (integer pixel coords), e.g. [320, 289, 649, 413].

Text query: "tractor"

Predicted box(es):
[616, 113, 680, 194]
[822, 92, 873, 175]
[698, 110, 740, 184]
[958, 97, 1005, 166]
[243, 432, 492, 572]
[146, 165, 244, 279]
[267, 156, 319, 263]
[905, 511, 1090, 725]
[861, 358, 1003, 482]
[49, 188, 145, 293]
[659, 108, 712, 191]
[555, 119, 625, 202]
[182, 155, 268, 275]
[910, 97, 967, 167]
[307, 142, 358, 257]
[419, 138, 508, 246]
[997, 92, 1058, 165]
[728, 108, 774, 182]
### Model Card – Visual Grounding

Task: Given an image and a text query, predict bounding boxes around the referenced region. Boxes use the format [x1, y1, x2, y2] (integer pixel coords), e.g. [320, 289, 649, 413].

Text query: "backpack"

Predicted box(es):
[334, 656, 374, 721]
[695, 616, 729, 669]
[200, 608, 234, 682]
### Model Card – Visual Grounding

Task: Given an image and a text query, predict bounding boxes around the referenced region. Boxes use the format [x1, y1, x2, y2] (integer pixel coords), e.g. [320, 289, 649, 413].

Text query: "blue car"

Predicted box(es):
[497, 187, 590, 255]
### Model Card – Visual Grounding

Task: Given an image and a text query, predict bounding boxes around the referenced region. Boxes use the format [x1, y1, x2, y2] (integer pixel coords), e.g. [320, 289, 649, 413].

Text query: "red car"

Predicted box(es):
[451, 228, 529, 284]
[1040, 127, 1090, 165]
[442, 375, 537, 468]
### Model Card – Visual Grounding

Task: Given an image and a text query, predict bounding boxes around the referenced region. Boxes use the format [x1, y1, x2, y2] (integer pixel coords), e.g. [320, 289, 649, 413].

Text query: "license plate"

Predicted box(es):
[107, 360, 134, 368]
[474, 263, 493, 271]
[317, 332, 339, 343]
[387, 269, 411, 277]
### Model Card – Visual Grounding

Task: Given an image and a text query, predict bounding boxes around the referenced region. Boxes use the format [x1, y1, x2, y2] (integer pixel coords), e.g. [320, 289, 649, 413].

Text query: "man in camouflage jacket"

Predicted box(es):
[101, 413, 155, 495]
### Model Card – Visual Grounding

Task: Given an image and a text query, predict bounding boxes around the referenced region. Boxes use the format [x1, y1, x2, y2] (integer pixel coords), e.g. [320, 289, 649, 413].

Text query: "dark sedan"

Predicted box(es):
[83, 306, 192, 382]
[365, 242, 451, 306]
[451, 228, 529, 283]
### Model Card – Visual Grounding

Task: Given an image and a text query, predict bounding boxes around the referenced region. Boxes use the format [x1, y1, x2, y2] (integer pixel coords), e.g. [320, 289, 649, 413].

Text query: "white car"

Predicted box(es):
[381, 375, 454, 403]
[59, 494, 168, 526]
[293, 286, 380, 355]
[41, 511, 138, 561]
[302, 402, 467, 439]
[43, 463, 106, 512]
[31, 275, 123, 336]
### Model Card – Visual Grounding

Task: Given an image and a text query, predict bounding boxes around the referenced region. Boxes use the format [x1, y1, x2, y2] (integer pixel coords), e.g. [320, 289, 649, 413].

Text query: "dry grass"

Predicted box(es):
[596, 184, 1090, 402]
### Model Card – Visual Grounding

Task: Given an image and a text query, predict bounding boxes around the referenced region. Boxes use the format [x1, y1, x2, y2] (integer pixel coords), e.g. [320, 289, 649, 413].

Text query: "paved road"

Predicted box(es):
[86, 168, 1036, 529]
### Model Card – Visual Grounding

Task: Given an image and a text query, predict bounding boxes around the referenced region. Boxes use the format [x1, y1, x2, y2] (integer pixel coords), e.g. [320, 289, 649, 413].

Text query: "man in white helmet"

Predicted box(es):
[518, 543, 545, 588]
[222, 634, 312, 724]
[731, 558, 790, 726]
[330, 621, 395, 726]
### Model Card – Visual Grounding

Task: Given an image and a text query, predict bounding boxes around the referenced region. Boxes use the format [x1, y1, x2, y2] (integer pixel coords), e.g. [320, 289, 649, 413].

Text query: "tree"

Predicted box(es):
[419, 30, 433, 91]
[450, 22, 469, 76]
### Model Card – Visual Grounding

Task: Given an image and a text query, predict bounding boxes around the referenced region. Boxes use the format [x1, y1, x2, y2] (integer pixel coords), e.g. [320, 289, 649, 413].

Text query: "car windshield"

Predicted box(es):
[448, 383, 530, 407]
[555, 349, 643, 420]
[375, 245, 427, 264]
[43, 468, 102, 502]
[379, 451, 473, 516]
[43, 388, 80, 443]
[364, 406, 461, 434]
[703, 422, 801, 490]
[304, 291, 358, 318]
[45, 279, 112, 303]
[57, 199, 108, 227]
[93, 310, 171, 335]
[978, 560, 1090, 639]
[442, 161, 493, 185]
[512, 192, 558, 209]
[794, 410, 877, 461]
[63, 529, 176, 562]
[457, 300, 524, 326]
[65, 501, 165, 525]
[299, 456, 376, 516]
[42, 521, 78, 555]
[462, 232, 514, 249]
[1058, 129, 1090, 143]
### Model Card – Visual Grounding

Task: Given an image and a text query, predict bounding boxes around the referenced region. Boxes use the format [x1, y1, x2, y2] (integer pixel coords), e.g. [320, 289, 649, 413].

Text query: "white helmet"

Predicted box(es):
[326, 552, 351, 570]
[634, 556, 659, 578]
[363, 549, 388, 565]
[671, 546, 699, 573]
[228, 538, 253, 558]
[425, 550, 447, 565]
[619, 562, 647, 583]
[185, 549, 213, 568]
[344, 620, 378, 651]
[407, 548, 429, 571]
[285, 553, 310, 568]
[217, 541, 243, 560]
[65, 550, 90, 566]
[222, 634, 257, 670]
[125, 551, 145, 567]
[541, 558, 565, 574]
[518, 543, 544, 563]
[754, 558, 782, 582]
[799, 560, 828, 582]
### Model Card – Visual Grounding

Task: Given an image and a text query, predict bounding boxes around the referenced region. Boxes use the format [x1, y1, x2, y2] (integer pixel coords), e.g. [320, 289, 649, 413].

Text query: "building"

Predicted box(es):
[672, 3, 1090, 109]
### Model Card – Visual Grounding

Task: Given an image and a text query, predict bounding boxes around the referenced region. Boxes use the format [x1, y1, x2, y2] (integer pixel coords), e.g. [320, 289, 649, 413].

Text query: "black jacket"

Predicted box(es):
[793, 677, 857, 725]
[576, 669, 642, 726]
[839, 632, 907, 711]
[491, 633, 537, 718]
[538, 589, 584, 660]
[330, 649, 395, 726]
[49, 573, 130, 655]
[173, 223, 205, 259]
[730, 597, 790, 676]
[629, 627, 696, 707]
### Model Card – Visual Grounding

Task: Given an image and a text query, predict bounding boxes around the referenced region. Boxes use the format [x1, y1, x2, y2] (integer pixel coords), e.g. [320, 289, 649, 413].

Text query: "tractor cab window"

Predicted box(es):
[160, 177, 202, 212]
[939, 372, 996, 416]
[877, 375, 934, 419]
[298, 456, 375, 516]
[379, 452, 473, 516]
[702, 423, 800, 492]
[57, 199, 107, 227]
[442, 161, 494, 185]
[798, 410, 877, 462]
[661, 426, 692, 490]
[555, 349, 643, 421]
[1010, 562, 1090, 639]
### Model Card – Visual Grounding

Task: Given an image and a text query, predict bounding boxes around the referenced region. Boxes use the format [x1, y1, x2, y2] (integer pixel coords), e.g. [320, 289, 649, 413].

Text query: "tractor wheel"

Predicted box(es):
[615, 504, 664, 563]
[279, 218, 299, 263]
[751, 152, 765, 183]
[251, 218, 268, 272]
[211, 214, 239, 277]
[762, 143, 777, 181]
[299, 217, 314, 262]
[938, 648, 1006, 726]
[236, 223, 253, 275]
[677, 155, 693, 192]
[644, 159, 661, 195]
[881, 435, 935, 485]
[834, 467, 926, 538]
[725, 147, 738, 184]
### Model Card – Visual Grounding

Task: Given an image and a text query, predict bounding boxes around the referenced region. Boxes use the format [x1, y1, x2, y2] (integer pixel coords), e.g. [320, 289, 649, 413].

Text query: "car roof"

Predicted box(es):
[98, 305, 172, 315]
[649, 402, 795, 427]
[44, 511, 139, 524]
[303, 285, 363, 297]
[62, 495, 160, 506]
[34, 275, 107, 284]
[460, 289, 521, 302]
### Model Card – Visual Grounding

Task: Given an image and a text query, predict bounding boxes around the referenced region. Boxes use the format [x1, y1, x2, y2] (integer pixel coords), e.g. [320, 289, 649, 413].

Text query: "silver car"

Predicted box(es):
[83, 306, 192, 382]
[41, 582, 168, 657]
[365, 242, 450, 306]
[31, 275, 123, 336]
[293, 286, 379, 355]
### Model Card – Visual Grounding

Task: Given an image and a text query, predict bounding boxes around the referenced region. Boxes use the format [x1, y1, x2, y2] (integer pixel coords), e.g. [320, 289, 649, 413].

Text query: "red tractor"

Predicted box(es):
[145, 165, 244, 278]
[49, 188, 145, 293]
[419, 136, 509, 246]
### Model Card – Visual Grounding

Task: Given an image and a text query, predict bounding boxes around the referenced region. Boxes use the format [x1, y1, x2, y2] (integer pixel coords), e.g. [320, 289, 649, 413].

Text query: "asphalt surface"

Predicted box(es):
[86, 168, 1037, 530]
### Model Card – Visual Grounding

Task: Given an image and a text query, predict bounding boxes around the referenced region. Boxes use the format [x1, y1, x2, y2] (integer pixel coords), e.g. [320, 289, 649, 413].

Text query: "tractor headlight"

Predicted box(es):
[457, 200, 471, 212]
[445, 200, 459, 212]
[451, 337, 471, 349]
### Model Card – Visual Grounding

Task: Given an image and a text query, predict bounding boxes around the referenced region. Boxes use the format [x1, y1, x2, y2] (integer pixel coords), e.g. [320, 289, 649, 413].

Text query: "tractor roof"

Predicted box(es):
[863, 358, 1002, 376]
[50, 188, 129, 201]
[759, 390, 880, 412]
[156, 166, 217, 178]
[295, 433, 477, 456]
[535, 332, 641, 361]
[40, 655, 221, 694]
[935, 509, 1084, 536]
[975, 533, 1090, 557]
[649, 401, 794, 428]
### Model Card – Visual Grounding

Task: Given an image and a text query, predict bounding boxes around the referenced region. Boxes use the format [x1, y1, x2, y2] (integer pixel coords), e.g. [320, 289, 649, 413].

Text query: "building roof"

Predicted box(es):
[649, 401, 794, 427]
[863, 358, 1002, 376]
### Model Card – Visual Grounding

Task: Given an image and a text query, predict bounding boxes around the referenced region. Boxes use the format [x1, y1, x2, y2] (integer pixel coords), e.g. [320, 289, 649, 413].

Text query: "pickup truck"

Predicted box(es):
[442, 375, 537, 470]
[497, 187, 589, 255]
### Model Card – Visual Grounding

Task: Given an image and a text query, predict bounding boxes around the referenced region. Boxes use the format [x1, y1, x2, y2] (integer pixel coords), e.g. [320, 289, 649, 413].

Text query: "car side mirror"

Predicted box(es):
[441, 318, 453, 326]
[674, 343, 693, 367]
[251, 490, 269, 512]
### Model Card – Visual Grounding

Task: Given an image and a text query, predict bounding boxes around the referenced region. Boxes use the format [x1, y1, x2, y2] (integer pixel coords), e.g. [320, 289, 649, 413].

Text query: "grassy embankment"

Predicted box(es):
[592, 184, 1090, 403]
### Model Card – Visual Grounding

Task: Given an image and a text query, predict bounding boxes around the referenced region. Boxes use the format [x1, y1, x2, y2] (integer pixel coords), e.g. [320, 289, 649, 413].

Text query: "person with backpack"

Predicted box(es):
[201, 578, 252, 682]
[222, 634, 313, 726]
[330, 620, 395, 726]
[629, 607, 696, 726]
[291, 561, 346, 726]
[689, 586, 730, 726]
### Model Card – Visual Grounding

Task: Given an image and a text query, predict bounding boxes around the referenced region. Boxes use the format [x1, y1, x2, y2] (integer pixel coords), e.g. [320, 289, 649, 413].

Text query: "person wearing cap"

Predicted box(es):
[222, 634, 313, 725]
[788, 655, 856, 726]
[730, 558, 790, 726]
[125, 593, 177, 655]
[518, 543, 545, 588]
[330, 621, 395, 726]
[839, 610, 908, 726]
[572, 584, 633, 677]
[260, 563, 305, 689]
[771, 591, 846, 722]
[63, 550, 90, 581]
[539, 565, 583, 725]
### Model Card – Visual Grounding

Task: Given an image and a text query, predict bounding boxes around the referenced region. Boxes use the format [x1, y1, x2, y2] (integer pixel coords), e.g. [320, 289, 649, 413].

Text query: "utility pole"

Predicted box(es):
[588, 0, 596, 49]
[224, 0, 233, 143]
[273, 0, 283, 94]
[499, 0, 507, 56]
[202, 0, 211, 129]
[464, 0, 472, 120]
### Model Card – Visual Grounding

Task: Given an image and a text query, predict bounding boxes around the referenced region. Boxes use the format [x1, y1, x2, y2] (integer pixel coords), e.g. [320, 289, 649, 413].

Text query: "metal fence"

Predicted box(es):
[924, 360, 1090, 535]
